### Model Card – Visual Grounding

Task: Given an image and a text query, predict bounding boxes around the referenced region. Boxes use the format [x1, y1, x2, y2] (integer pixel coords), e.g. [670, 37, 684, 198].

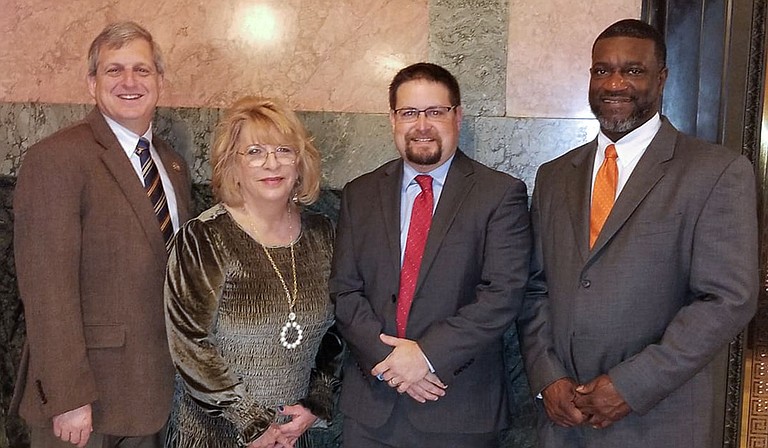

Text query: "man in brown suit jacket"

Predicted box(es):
[11, 22, 191, 448]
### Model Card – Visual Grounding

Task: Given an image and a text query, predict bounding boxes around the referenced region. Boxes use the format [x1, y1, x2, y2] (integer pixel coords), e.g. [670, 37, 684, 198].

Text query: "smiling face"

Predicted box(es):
[588, 36, 667, 141]
[87, 38, 163, 135]
[233, 123, 299, 207]
[390, 79, 462, 172]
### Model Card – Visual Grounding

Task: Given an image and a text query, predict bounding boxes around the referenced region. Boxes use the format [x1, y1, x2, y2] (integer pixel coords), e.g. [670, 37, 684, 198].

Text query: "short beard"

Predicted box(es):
[591, 98, 655, 135]
[404, 136, 442, 166]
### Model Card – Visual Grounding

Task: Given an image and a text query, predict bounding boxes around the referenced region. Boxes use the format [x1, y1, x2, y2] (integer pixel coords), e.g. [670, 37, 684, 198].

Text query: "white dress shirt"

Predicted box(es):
[103, 115, 181, 232]
[590, 113, 663, 203]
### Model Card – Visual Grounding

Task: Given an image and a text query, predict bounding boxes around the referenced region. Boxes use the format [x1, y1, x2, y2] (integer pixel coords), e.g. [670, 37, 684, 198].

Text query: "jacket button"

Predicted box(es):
[391, 294, 397, 303]
[580, 279, 591, 288]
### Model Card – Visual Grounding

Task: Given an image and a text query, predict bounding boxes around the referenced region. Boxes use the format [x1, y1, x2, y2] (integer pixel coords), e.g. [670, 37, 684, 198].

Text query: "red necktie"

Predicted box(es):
[589, 144, 618, 248]
[396, 175, 434, 338]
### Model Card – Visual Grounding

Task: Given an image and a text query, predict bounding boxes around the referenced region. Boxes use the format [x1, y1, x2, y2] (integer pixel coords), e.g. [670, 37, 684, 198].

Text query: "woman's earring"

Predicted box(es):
[291, 178, 302, 204]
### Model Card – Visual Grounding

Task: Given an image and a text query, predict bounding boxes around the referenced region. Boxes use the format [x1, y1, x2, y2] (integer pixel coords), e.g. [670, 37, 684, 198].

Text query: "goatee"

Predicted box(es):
[404, 136, 442, 166]
[590, 97, 655, 135]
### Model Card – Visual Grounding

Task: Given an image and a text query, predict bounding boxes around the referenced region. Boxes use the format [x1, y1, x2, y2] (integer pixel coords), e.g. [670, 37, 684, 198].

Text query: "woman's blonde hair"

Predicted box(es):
[211, 96, 321, 207]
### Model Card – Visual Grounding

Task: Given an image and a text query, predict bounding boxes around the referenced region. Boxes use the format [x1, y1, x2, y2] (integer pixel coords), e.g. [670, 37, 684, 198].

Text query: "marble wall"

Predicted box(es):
[0, 0, 641, 189]
[0, 0, 640, 447]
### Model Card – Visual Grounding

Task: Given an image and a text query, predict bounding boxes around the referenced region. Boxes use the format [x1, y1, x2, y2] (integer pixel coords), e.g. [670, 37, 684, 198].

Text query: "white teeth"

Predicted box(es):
[119, 94, 141, 100]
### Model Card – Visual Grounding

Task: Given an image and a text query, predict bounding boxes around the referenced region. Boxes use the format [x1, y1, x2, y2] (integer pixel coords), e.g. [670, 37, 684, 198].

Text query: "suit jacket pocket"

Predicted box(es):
[84, 324, 126, 348]
[633, 214, 682, 236]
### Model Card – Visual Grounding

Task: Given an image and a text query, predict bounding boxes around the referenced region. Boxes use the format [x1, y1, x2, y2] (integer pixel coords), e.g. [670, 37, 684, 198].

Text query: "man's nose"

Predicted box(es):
[415, 111, 431, 129]
[605, 71, 628, 90]
[121, 70, 137, 86]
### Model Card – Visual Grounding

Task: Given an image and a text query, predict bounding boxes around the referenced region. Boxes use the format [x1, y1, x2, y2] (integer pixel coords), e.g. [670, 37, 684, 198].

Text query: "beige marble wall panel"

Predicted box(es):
[0, 0, 428, 112]
[506, 0, 641, 118]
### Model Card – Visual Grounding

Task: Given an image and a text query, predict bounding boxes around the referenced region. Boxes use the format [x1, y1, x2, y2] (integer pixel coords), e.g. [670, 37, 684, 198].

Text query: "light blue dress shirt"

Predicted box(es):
[399, 154, 455, 265]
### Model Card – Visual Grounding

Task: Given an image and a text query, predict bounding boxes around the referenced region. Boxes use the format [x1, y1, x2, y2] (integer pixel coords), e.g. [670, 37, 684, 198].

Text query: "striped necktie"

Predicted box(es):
[135, 137, 173, 249]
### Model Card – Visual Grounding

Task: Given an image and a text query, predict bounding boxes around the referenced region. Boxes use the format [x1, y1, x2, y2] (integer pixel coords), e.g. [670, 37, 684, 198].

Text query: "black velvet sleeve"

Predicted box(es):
[298, 324, 345, 421]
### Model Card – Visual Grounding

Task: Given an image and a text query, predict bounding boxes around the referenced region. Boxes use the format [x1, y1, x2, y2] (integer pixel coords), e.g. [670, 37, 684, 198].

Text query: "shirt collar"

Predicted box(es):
[401, 154, 455, 192]
[102, 113, 154, 157]
[597, 112, 661, 157]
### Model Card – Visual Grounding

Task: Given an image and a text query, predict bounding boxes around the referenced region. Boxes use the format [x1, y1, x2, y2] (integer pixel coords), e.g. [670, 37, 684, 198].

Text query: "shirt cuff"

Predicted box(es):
[422, 352, 435, 373]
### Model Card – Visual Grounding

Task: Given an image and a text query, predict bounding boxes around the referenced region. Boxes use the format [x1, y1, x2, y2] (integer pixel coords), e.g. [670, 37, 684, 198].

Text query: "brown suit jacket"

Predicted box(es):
[11, 108, 192, 436]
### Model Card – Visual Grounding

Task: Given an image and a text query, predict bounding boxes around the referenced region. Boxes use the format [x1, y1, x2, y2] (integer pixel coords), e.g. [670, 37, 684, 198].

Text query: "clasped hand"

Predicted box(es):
[542, 374, 631, 429]
[371, 334, 447, 403]
[247, 404, 317, 448]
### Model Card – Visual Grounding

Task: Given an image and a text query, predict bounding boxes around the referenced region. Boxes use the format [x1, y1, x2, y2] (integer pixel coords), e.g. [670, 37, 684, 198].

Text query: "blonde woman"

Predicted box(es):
[165, 97, 339, 448]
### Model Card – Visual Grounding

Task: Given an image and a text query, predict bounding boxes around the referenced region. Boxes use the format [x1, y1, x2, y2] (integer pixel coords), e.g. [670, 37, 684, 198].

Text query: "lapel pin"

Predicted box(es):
[171, 161, 182, 172]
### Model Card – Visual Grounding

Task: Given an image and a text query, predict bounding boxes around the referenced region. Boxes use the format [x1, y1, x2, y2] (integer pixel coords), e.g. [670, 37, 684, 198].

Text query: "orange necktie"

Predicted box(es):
[589, 144, 618, 248]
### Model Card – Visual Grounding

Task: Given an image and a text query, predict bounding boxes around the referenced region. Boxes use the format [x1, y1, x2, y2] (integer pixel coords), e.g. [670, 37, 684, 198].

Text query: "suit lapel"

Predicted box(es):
[379, 159, 404, 278]
[415, 151, 474, 293]
[588, 119, 677, 258]
[566, 143, 596, 264]
[86, 109, 169, 264]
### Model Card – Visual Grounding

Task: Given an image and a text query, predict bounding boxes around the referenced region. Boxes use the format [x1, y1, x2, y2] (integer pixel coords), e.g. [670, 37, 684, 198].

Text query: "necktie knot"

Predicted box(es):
[415, 174, 433, 193]
[135, 137, 150, 156]
[605, 144, 618, 160]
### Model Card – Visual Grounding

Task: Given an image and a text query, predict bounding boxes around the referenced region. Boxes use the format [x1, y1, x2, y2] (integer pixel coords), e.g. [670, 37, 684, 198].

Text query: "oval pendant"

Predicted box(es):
[280, 317, 304, 349]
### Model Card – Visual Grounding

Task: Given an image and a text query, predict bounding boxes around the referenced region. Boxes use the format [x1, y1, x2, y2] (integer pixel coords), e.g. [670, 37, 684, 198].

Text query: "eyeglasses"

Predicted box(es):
[237, 144, 298, 167]
[392, 106, 457, 123]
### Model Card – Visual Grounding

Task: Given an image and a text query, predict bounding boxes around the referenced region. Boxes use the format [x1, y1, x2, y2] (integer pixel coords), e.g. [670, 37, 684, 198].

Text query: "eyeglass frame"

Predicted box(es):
[391, 105, 458, 123]
[236, 144, 299, 167]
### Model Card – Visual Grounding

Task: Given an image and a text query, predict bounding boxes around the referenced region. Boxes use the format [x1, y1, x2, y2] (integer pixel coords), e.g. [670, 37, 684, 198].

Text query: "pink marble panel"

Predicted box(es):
[0, 0, 428, 112]
[507, 0, 641, 118]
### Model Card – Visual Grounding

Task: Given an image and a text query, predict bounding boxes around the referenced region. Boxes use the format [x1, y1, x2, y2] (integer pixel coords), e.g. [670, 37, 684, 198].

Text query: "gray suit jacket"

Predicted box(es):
[330, 150, 531, 433]
[12, 108, 192, 435]
[518, 118, 758, 447]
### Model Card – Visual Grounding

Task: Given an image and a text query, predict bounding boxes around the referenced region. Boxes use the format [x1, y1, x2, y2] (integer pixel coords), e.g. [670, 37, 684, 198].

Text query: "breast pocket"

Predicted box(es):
[633, 215, 682, 236]
[626, 214, 684, 262]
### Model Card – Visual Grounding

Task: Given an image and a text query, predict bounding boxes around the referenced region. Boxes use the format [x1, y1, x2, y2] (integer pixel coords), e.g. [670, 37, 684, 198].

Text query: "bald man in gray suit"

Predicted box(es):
[518, 19, 758, 447]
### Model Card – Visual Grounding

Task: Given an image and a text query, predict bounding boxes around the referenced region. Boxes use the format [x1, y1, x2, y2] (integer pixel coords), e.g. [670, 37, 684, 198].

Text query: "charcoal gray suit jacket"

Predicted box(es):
[518, 118, 758, 447]
[330, 150, 531, 434]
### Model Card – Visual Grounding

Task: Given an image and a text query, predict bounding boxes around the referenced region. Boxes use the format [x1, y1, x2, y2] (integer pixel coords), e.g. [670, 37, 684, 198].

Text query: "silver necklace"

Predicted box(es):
[244, 206, 303, 349]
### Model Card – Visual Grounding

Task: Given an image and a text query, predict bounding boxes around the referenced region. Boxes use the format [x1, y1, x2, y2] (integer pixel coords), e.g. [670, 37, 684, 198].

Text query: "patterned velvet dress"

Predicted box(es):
[165, 204, 336, 448]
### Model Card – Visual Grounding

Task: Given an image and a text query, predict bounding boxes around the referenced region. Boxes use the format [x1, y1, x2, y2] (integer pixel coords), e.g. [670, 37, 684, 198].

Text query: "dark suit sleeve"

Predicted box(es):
[165, 220, 276, 444]
[417, 179, 531, 380]
[609, 156, 758, 414]
[517, 171, 572, 395]
[330, 184, 392, 374]
[13, 142, 99, 418]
